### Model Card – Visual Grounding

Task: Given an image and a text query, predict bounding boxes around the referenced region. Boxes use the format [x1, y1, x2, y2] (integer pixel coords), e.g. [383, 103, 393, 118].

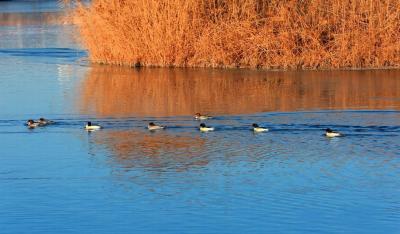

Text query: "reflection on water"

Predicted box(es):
[93, 130, 209, 171]
[1, 1, 400, 233]
[84, 112, 400, 172]
[0, 0, 61, 14]
[0, 12, 65, 26]
[0, 7, 76, 49]
[80, 66, 400, 117]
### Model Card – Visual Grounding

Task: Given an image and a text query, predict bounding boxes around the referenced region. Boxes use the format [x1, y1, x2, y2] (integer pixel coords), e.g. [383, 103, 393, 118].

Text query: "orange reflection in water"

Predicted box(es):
[93, 130, 210, 171]
[80, 66, 400, 117]
[0, 12, 66, 26]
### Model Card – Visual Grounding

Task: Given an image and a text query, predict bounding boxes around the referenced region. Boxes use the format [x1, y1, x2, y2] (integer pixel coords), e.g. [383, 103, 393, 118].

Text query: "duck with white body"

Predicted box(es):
[147, 122, 165, 131]
[85, 121, 101, 131]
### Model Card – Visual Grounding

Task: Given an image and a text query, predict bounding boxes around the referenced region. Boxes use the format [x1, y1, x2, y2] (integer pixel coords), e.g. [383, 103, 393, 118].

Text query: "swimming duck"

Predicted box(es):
[199, 123, 214, 132]
[252, 123, 268, 133]
[26, 119, 40, 129]
[147, 122, 165, 131]
[85, 121, 101, 131]
[194, 113, 212, 120]
[37, 117, 54, 126]
[325, 128, 341, 137]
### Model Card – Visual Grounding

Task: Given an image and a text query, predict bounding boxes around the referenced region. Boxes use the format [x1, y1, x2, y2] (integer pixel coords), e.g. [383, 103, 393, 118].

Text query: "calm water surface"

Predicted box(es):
[1, 2, 400, 234]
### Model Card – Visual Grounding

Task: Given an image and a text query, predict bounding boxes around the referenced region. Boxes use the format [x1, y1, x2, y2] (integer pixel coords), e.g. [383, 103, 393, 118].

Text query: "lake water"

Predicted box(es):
[1, 2, 400, 234]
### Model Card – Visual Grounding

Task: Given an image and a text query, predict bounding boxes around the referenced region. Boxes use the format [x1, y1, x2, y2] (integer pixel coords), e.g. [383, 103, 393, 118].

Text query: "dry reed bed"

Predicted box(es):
[71, 0, 400, 69]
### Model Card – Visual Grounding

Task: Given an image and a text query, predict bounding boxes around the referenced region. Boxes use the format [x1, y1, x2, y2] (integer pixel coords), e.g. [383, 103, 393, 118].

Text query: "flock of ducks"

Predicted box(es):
[26, 113, 343, 138]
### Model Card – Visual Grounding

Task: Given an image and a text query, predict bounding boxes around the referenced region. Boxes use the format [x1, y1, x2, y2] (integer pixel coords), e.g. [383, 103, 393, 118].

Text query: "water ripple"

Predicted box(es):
[0, 48, 86, 61]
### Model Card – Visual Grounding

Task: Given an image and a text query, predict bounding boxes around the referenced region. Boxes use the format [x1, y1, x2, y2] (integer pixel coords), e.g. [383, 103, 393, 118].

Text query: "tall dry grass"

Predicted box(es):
[70, 0, 400, 69]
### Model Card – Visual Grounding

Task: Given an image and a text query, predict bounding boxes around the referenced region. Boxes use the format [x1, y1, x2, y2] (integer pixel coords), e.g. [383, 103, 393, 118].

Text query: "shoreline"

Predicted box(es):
[86, 61, 400, 72]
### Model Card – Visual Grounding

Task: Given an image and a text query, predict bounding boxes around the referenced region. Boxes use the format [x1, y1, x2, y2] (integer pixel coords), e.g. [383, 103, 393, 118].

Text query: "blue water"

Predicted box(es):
[1, 2, 400, 234]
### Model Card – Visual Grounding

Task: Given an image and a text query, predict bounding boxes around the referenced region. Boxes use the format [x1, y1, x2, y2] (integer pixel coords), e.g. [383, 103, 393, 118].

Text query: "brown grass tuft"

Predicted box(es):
[71, 0, 400, 69]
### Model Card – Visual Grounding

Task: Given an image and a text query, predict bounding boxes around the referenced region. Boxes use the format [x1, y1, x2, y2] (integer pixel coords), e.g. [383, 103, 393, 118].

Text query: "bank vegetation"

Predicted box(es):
[70, 0, 400, 69]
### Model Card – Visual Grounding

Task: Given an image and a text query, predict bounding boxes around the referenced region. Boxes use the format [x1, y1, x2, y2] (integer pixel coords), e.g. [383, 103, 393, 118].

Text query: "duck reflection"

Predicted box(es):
[80, 66, 400, 117]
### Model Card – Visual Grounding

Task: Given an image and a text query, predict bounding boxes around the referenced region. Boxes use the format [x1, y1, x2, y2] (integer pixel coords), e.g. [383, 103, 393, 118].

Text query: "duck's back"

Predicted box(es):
[85, 125, 101, 130]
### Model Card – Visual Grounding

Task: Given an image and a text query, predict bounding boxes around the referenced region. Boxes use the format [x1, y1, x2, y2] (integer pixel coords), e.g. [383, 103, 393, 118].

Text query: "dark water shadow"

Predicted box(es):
[0, 48, 86, 59]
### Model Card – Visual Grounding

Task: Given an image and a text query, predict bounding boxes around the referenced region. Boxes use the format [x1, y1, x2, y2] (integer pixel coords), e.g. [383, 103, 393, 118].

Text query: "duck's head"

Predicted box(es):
[27, 119, 34, 124]
[148, 122, 155, 126]
[39, 118, 45, 121]
[200, 123, 206, 127]
[195, 113, 201, 117]
[87, 121, 92, 126]
[326, 128, 332, 133]
[252, 123, 259, 128]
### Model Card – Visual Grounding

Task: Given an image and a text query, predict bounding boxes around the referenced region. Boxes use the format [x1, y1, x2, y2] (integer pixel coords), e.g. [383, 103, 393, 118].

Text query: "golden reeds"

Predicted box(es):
[71, 0, 400, 69]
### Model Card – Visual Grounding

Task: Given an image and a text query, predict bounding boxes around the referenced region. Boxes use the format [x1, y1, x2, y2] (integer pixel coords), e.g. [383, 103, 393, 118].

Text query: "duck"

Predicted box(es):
[199, 123, 214, 132]
[37, 117, 54, 126]
[85, 121, 101, 131]
[194, 113, 212, 120]
[252, 123, 268, 132]
[26, 119, 40, 129]
[325, 128, 342, 137]
[147, 122, 165, 131]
